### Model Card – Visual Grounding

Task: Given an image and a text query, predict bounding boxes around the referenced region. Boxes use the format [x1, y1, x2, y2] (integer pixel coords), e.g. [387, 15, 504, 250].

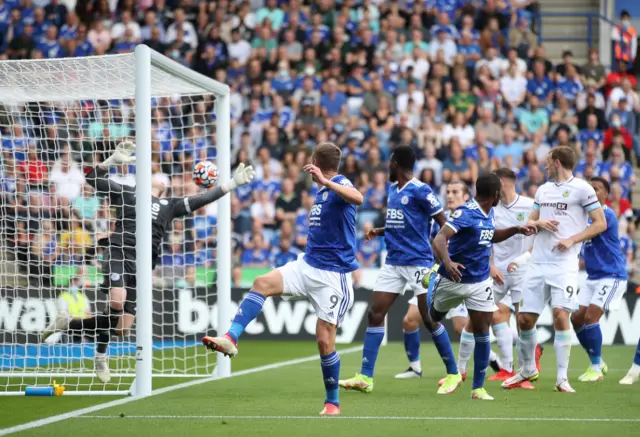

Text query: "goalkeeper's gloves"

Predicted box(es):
[507, 251, 532, 273]
[102, 141, 137, 168]
[225, 163, 256, 192]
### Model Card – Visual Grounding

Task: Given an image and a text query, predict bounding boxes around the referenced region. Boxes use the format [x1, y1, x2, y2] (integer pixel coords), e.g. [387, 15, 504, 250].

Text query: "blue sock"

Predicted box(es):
[582, 323, 603, 366]
[321, 351, 340, 406]
[634, 338, 640, 366]
[575, 324, 587, 351]
[360, 326, 385, 377]
[432, 323, 458, 375]
[227, 291, 265, 342]
[473, 333, 491, 389]
[403, 329, 421, 364]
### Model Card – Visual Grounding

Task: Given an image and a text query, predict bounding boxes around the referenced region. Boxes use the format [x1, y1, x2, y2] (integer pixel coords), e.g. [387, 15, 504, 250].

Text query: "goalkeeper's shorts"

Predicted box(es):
[101, 246, 137, 315]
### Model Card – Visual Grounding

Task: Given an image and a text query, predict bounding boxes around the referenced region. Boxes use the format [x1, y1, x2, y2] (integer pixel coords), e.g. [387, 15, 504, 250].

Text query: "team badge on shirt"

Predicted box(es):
[517, 213, 525, 221]
[322, 191, 328, 201]
[562, 191, 569, 198]
[160, 199, 169, 205]
[401, 196, 408, 205]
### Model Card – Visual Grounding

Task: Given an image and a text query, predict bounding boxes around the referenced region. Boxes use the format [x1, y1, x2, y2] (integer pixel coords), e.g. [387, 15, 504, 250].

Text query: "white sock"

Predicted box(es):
[410, 360, 422, 373]
[554, 330, 572, 384]
[631, 363, 640, 374]
[458, 329, 475, 372]
[493, 322, 513, 372]
[519, 328, 538, 374]
[489, 349, 500, 366]
[96, 352, 106, 358]
[516, 339, 523, 371]
[511, 324, 519, 346]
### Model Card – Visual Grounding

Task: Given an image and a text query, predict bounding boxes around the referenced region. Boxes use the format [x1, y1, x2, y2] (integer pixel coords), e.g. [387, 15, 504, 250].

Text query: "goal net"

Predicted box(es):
[0, 46, 232, 396]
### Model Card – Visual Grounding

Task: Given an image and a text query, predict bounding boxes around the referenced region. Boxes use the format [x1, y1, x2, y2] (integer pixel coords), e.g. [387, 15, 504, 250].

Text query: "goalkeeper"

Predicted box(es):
[41, 141, 255, 383]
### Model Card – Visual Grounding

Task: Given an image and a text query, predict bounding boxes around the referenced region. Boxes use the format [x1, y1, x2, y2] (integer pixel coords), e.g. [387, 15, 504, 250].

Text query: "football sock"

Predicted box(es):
[458, 328, 475, 373]
[96, 307, 122, 354]
[554, 330, 572, 383]
[227, 291, 265, 342]
[576, 323, 602, 370]
[320, 351, 340, 407]
[473, 333, 491, 389]
[403, 329, 421, 372]
[634, 338, 640, 368]
[516, 339, 524, 370]
[511, 323, 519, 345]
[360, 326, 385, 377]
[520, 328, 538, 374]
[493, 322, 513, 372]
[432, 323, 458, 375]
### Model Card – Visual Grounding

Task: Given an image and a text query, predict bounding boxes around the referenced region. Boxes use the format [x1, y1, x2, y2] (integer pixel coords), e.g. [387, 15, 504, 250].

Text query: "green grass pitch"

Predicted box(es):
[1, 342, 639, 437]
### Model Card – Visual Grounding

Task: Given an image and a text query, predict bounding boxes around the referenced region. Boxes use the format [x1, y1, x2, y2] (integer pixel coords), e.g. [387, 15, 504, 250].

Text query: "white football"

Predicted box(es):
[192, 161, 218, 188]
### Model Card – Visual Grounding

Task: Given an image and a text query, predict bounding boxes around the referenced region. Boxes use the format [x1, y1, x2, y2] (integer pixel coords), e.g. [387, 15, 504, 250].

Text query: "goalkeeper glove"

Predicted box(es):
[225, 163, 256, 192]
[102, 141, 137, 168]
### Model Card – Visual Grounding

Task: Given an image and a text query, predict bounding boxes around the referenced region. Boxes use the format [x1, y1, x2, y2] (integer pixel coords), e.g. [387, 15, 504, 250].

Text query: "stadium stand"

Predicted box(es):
[0, 0, 638, 291]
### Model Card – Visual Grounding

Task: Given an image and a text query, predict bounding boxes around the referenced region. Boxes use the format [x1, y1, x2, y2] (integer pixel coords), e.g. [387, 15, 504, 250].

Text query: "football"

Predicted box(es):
[192, 161, 218, 188]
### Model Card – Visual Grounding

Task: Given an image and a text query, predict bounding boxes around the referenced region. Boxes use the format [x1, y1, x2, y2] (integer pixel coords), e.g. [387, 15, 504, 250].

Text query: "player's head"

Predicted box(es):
[312, 142, 342, 174]
[589, 176, 610, 205]
[152, 179, 166, 197]
[546, 146, 576, 179]
[389, 146, 416, 182]
[475, 172, 502, 207]
[493, 167, 517, 201]
[446, 181, 470, 210]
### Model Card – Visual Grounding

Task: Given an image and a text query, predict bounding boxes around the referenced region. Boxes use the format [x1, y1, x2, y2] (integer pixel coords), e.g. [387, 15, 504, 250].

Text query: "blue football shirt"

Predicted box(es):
[583, 206, 627, 280]
[437, 200, 495, 283]
[304, 175, 358, 273]
[385, 179, 443, 267]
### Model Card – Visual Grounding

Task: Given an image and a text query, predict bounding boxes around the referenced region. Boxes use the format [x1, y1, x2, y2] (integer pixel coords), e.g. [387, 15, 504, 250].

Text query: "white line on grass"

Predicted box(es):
[0, 345, 363, 437]
[76, 415, 640, 423]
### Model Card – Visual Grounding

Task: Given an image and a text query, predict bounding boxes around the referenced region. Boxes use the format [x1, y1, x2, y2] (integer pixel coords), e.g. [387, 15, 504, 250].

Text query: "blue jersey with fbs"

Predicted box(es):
[583, 205, 627, 280]
[385, 179, 443, 266]
[437, 200, 495, 283]
[430, 210, 449, 240]
[304, 175, 358, 273]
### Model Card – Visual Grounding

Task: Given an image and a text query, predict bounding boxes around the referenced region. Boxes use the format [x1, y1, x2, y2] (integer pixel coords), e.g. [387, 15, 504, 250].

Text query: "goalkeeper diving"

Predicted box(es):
[41, 141, 255, 383]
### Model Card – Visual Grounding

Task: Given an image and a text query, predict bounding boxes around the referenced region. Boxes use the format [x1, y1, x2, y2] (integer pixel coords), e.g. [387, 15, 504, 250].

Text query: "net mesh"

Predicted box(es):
[0, 53, 222, 394]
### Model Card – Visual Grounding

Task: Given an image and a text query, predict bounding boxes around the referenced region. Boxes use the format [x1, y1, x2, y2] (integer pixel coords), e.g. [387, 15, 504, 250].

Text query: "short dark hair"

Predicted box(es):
[313, 142, 342, 172]
[493, 167, 517, 181]
[449, 180, 470, 197]
[590, 176, 610, 194]
[550, 146, 577, 170]
[475, 173, 502, 199]
[391, 146, 416, 171]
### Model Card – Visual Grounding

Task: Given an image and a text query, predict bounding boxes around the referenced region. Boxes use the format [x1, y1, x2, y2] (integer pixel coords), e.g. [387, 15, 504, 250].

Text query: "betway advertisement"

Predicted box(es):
[2, 283, 639, 345]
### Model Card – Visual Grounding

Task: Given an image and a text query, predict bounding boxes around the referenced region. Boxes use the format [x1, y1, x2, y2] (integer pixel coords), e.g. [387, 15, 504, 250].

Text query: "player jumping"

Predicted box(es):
[572, 177, 627, 382]
[202, 142, 363, 416]
[430, 172, 536, 400]
[503, 147, 607, 392]
[41, 141, 255, 383]
[338, 146, 455, 393]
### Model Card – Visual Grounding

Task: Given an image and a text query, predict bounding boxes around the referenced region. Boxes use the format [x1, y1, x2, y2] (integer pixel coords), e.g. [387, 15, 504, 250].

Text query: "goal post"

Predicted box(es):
[0, 45, 232, 396]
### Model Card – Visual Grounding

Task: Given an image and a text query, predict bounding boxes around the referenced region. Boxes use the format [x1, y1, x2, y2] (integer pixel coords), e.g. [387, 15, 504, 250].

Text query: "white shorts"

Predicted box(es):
[578, 278, 628, 311]
[446, 303, 469, 319]
[278, 257, 354, 326]
[374, 264, 430, 296]
[493, 271, 525, 310]
[520, 263, 579, 314]
[430, 275, 498, 313]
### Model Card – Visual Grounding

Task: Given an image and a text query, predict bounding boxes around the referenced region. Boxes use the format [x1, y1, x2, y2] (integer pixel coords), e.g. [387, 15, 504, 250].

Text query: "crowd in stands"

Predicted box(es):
[0, 0, 638, 289]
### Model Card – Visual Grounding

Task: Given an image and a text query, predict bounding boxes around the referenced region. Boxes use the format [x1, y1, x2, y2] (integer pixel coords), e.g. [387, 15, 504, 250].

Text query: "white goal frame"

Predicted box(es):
[0, 45, 232, 397]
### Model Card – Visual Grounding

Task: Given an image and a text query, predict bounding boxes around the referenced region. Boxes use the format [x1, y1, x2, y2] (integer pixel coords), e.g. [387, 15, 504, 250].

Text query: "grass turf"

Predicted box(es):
[1, 342, 639, 437]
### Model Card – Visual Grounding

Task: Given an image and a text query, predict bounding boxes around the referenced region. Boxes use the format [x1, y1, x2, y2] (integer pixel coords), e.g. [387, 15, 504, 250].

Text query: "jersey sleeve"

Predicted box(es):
[444, 206, 472, 233]
[580, 183, 601, 212]
[171, 186, 227, 218]
[419, 185, 444, 216]
[532, 185, 542, 210]
[334, 176, 355, 203]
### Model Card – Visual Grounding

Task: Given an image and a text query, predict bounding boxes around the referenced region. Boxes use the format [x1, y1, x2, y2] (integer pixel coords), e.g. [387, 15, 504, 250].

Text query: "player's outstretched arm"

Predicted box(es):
[433, 225, 465, 282]
[492, 225, 536, 244]
[553, 206, 607, 252]
[174, 163, 256, 217]
[304, 164, 363, 205]
[86, 140, 138, 203]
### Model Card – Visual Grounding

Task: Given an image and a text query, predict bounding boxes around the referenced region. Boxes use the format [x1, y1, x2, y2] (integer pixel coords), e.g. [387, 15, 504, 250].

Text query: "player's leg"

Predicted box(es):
[424, 276, 463, 394]
[502, 266, 546, 388]
[312, 271, 353, 415]
[488, 300, 515, 379]
[457, 318, 473, 380]
[395, 298, 423, 379]
[203, 266, 286, 357]
[620, 337, 640, 385]
[465, 278, 498, 400]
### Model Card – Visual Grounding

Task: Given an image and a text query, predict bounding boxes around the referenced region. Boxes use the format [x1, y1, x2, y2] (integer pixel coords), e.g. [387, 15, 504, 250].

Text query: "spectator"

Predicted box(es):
[443, 138, 472, 184]
[611, 9, 637, 68]
[495, 128, 524, 163]
[581, 48, 607, 90]
[519, 95, 549, 141]
[428, 28, 457, 66]
[275, 178, 301, 226]
[166, 8, 197, 50]
[509, 16, 537, 59]
[475, 102, 504, 145]
[320, 78, 347, 119]
[609, 78, 640, 113]
[527, 60, 555, 106]
[442, 111, 475, 147]
[241, 232, 271, 267]
[500, 63, 528, 109]
[575, 143, 604, 178]
[72, 184, 101, 222]
[603, 114, 633, 161]
[361, 75, 394, 119]
[577, 92, 607, 129]
[577, 114, 604, 152]
[59, 216, 93, 264]
[602, 145, 635, 187]
[87, 18, 111, 53]
[610, 97, 637, 135]
[111, 9, 141, 42]
[480, 17, 505, 53]
[356, 222, 382, 268]
[19, 147, 48, 188]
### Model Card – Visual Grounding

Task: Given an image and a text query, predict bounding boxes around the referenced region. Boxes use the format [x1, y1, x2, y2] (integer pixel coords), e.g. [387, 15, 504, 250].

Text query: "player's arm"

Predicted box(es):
[172, 164, 256, 217]
[304, 164, 363, 205]
[85, 141, 136, 204]
[366, 227, 385, 239]
[526, 201, 559, 232]
[492, 225, 536, 243]
[554, 206, 606, 252]
[433, 224, 464, 282]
